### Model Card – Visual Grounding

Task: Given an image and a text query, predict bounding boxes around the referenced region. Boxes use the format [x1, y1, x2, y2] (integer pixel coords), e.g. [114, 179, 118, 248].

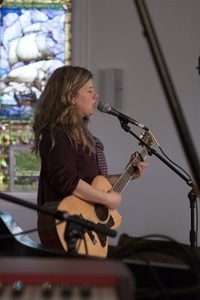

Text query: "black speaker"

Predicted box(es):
[125, 258, 199, 300]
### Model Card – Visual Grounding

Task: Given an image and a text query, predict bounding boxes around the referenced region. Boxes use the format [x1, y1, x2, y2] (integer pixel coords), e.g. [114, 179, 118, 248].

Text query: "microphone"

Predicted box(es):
[97, 101, 149, 131]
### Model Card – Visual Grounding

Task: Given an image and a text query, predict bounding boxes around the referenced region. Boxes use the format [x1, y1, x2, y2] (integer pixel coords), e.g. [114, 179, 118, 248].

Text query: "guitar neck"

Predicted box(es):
[113, 147, 148, 194]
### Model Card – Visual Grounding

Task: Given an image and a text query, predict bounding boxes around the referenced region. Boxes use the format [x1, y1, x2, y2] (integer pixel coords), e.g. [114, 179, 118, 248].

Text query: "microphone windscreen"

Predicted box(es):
[97, 101, 110, 113]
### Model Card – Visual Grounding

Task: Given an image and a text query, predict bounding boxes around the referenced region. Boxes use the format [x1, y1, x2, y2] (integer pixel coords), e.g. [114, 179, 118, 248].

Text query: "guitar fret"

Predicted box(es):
[113, 147, 149, 194]
[113, 164, 134, 194]
[119, 174, 132, 193]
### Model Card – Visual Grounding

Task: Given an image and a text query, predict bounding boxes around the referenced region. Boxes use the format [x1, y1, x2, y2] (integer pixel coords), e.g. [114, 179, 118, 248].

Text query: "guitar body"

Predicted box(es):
[38, 175, 122, 258]
[56, 175, 122, 258]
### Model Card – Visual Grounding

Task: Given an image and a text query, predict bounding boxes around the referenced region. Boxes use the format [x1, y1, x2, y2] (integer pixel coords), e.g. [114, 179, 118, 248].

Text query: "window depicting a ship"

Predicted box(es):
[0, 0, 72, 191]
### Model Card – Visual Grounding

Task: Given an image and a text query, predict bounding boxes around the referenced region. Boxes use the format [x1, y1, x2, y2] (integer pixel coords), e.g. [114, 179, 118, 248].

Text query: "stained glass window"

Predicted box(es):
[0, 0, 72, 191]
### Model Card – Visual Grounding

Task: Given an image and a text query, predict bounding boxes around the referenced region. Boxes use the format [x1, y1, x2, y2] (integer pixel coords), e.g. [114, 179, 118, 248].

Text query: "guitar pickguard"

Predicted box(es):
[96, 215, 115, 247]
[85, 214, 115, 248]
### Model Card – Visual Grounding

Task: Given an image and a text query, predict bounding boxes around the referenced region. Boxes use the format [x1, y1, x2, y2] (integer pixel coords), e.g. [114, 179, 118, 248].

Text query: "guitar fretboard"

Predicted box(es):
[113, 147, 148, 194]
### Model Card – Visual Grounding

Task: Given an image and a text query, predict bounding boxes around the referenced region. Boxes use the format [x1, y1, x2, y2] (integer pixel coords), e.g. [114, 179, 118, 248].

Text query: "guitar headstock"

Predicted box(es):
[139, 131, 153, 155]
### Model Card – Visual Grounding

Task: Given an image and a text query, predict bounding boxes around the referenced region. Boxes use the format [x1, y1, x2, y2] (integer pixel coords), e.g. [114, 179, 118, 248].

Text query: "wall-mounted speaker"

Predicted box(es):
[99, 68, 123, 110]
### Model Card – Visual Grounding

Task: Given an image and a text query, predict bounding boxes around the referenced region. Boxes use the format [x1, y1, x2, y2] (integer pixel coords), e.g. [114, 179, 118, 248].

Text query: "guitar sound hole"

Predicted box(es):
[95, 204, 108, 222]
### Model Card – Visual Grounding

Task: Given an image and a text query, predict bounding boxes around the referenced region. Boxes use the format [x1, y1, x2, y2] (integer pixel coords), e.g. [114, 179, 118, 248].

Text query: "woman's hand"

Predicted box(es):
[104, 189, 122, 210]
[73, 179, 122, 210]
[132, 161, 148, 179]
[127, 153, 148, 180]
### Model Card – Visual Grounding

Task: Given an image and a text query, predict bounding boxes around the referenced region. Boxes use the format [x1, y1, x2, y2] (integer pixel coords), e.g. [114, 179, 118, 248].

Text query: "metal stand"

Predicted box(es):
[188, 189, 197, 252]
[64, 216, 86, 256]
[120, 119, 198, 251]
[133, 0, 200, 251]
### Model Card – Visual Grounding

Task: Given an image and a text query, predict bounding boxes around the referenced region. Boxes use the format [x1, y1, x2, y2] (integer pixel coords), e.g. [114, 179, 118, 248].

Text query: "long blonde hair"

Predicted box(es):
[32, 66, 94, 154]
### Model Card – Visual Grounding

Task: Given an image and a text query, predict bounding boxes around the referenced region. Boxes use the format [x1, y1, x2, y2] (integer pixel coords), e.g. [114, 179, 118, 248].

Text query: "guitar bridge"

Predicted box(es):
[79, 214, 97, 245]
[79, 214, 114, 248]
[96, 216, 115, 247]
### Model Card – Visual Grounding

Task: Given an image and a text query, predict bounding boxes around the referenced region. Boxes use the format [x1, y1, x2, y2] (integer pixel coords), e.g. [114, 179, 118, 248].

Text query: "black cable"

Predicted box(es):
[159, 145, 192, 181]
[114, 233, 200, 299]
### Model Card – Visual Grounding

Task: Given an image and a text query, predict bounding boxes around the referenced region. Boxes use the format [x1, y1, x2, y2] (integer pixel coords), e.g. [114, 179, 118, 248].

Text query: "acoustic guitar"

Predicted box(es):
[38, 131, 153, 257]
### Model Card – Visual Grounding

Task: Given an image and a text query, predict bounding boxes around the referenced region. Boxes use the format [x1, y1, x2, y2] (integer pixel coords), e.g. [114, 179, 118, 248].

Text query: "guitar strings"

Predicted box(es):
[87, 153, 143, 227]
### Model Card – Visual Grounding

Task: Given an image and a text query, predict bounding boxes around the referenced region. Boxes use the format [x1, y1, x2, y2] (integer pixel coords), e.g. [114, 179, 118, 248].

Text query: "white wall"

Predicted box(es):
[1, 0, 200, 249]
[73, 0, 200, 246]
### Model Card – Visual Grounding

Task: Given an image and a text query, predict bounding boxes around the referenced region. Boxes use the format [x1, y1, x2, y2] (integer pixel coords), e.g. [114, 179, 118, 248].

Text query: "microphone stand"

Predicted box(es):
[132, 0, 200, 252]
[0, 192, 117, 256]
[119, 119, 199, 252]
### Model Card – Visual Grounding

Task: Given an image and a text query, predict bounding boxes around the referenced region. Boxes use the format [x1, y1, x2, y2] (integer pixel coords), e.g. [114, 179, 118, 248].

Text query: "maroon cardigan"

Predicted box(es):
[37, 129, 99, 206]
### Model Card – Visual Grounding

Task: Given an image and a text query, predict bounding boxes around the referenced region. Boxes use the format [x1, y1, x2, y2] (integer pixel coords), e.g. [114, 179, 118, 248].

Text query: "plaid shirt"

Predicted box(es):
[82, 123, 108, 178]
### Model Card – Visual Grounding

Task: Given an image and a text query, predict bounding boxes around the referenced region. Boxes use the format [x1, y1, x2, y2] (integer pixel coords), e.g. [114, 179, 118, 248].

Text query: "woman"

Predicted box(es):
[32, 65, 148, 257]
